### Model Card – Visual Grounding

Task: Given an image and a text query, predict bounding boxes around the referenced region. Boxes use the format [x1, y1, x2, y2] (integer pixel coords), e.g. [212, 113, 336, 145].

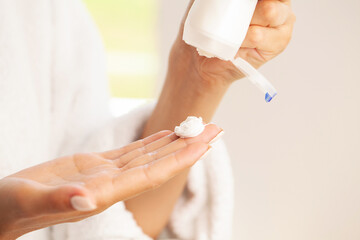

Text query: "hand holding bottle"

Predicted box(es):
[170, 0, 296, 86]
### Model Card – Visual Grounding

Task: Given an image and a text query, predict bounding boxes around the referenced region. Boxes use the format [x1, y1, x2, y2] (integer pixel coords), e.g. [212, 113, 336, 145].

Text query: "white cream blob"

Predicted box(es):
[174, 116, 205, 138]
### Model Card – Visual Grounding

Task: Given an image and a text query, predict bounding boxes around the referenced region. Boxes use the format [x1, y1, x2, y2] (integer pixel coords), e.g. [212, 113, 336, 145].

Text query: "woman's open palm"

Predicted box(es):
[0, 124, 221, 239]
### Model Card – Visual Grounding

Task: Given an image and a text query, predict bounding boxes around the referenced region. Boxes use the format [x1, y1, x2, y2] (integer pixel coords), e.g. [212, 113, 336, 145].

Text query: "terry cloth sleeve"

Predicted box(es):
[48, 0, 152, 239]
[51, 104, 155, 240]
[48, 1, 234, 239]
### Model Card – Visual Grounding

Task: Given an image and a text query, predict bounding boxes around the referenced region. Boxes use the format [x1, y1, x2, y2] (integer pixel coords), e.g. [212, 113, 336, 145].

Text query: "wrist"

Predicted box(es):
[165, 66, 229, 100]
[162, 62, 229, 120]
[168, 40, 233, 90]
[143, 49, 230, 137]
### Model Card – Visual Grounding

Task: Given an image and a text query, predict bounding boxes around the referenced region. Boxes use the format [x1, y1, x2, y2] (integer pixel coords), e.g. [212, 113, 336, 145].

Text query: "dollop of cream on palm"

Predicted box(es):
[175, 116, 205, 138]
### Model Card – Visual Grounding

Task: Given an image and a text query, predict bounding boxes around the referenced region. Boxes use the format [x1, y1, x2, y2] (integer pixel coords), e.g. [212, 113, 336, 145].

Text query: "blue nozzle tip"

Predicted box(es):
[265, 92, 277, 102]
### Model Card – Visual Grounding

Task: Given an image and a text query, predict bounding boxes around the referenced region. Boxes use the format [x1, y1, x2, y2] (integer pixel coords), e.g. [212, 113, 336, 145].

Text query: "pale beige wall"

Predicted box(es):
[157, 1, 360, 239]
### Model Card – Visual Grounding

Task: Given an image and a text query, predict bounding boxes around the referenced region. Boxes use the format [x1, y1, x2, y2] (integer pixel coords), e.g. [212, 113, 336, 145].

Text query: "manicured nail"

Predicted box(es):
[199, 146, 212, 161]
[70, 196, 96, 212]
[209, 130, 224, 145]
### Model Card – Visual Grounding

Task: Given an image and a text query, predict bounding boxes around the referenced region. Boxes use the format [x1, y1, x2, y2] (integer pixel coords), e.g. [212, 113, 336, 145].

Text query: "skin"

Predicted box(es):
[0, 0, 295, 238]
[0, 125, 222, 239]
[125, 0, 296, 238]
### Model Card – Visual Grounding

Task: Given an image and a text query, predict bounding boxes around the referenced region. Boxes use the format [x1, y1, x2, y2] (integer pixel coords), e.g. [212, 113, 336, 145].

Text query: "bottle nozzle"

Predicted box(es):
[231, 57, 277, 103]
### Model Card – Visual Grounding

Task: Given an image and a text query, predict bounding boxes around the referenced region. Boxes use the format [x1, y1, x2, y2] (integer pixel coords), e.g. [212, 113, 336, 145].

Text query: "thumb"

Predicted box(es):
[27, 183, 96, 216]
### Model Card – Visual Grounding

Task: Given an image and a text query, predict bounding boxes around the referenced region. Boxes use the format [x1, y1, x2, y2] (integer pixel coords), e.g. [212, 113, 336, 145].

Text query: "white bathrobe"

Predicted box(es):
[0, 0, 234, 239]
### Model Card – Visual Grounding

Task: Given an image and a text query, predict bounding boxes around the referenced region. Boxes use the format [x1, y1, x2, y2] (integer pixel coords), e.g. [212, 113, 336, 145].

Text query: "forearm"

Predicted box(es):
[146, 70, 229, 133]
[124, 47, 230, 237]
[125, 0, 295, 235]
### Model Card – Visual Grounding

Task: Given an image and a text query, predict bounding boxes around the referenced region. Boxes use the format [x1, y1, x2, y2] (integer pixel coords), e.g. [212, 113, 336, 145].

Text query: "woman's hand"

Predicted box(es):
[0, 125, 221, 239]
[136, 3, 294, 235]
[170, 0, 296, 86]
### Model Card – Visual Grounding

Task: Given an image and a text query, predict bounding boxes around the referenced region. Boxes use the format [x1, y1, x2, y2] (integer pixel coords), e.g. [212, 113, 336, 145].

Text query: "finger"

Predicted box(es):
[99, 130, 172, 160]
[113, 142, 210, 200]
[114, 133, 179, 167]
[17, 181, 93, 217]
[181, 123, 223, 144]
[44, 185, 96, 213]
[251, 0, 291, 27]
[120, 124, 222, 170]
[116, 124, 221, 168]
[241, 23, 293, 52]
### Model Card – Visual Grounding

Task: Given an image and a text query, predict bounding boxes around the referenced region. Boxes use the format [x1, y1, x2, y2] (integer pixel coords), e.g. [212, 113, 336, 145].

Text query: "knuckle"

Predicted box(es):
[120, 163, 130, 171]
[173, 152, 182, 167]
[159, 130, 173, 135]
[139, 146, 147, 155]
[248, 27, 263, 45]
[133, 140, 145, 152]
[262, 1, 278, 23]
[148, 151, 157, 161]
[125, 140, 143, 153]
[180, 138, 191, 147]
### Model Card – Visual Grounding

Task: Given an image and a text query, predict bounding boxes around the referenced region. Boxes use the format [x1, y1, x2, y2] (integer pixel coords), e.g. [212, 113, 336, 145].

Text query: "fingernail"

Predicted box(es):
[70, 196, 96, 212]
[199, 146, 212, 161]
[209, 130, 224, 145]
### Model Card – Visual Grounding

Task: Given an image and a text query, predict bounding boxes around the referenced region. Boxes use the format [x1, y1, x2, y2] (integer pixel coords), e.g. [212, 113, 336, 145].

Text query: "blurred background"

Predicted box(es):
[84, 0, 360, 239]
[84, 0, 158, 99]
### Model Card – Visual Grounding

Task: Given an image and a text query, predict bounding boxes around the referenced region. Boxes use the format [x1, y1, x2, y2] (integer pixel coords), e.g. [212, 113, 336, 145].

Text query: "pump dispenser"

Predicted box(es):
[183, 0, 278, 102]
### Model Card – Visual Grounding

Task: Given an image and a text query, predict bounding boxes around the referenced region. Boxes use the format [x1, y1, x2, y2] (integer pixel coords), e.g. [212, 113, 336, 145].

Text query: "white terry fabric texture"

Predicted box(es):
[167, 140, 234, 240]
[0, 0, 234, 239]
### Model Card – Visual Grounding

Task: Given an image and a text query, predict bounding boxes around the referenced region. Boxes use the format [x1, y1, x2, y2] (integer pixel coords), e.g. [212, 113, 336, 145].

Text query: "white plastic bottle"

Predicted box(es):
[183, 0, 278, 102]
[183, 0, 258, 61]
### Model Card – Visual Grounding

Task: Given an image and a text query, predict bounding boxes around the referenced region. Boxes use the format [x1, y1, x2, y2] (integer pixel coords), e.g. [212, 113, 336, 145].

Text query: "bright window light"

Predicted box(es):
[84, 0, 158, 99]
